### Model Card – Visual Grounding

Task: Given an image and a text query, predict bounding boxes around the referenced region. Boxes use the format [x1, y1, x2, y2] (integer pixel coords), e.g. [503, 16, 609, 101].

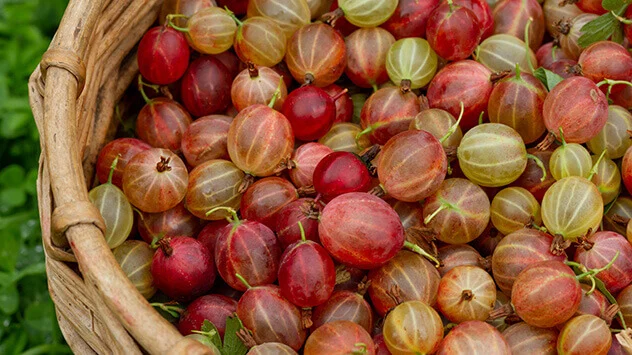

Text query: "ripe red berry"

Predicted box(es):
[426, 0, 482, 61]
[313, 151, 372, 201]
[178, 294, 237, 337]
[137, 26, 190, 85]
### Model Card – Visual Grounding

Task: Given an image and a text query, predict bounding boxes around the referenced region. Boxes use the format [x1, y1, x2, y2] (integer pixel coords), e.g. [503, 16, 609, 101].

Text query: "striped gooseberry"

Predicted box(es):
[112, 240, 156, 299]
[325, 0, 399, 27]
[587, 105, 632, 159]
[181, 56, 232, 117]
[323, 84, 353, 124]
[345, 27, 394, 90]
[227, 101, 294, 177]
[542, 0, 582, 37]
[177, 294, 237, 337]
[511, 260, 582, 328]
[230, 64, 287, 111]
[359, 86, 421, 145]
[368, 251, 441, 316]
[159, 0, 215, 27]
[246, 0, 310, 40]
[380, 0, 441, 39]
[549, 131, 593, 180]
[180, 115, 232, 167]
[376, 129, 448, 202]
[313, 151, 373, 201]
[578, 41, 632, 94]
[236, 282, 306, 351]
[319, 123, 371, 154]
[487, 64, 547, 144]
[275, 198, 324, 249]
[476, 34, 537, 73]
[437, 321, 510, 354]
[233, 16, 287, 67]
[137, 203, 201, 243]
[573, 284, 612, 322]
[470, 222, 505, 256]
[617, 284, 632, 326]
[390, 200, 424, 230]
[603, 196, 632, 237]
[590, 155, 621, 205]
[122, 148, 188, 213]
[212, 207, 282, 291]
[311, 288, 374, 333]
[385, 37, 438, 90]
[304, 320, 375, 355]
[288, 143, 333, 188]
[541, 175, 604, 241]
[557, 315, 612, 355]
[383, 301, 444, 355]
[492, 0, 544, 50]
[409, 108, 463, 149]
[373, 334, 390, 355]
[502, 322, 558, 355]
[196, 220, 228, 257]
[137, 26, 190, 85]
[427, 60, 493, 130]
[437, 244, 485, 276]
[574, 231, 632, 294]
[550, 58, 581, 79]
[96, 138, 151, 189]
[326, 1, 358, 36]
[573, 0, 607, 14]
[454, 0, 495, 39]
[536, 42, 573, 69]
[490, 187, 541, 236]
[248, 343, 298, 355]
[512, 147, 555, 202]
[423, 178, 490, 244]
[285, 23, 346, 87]
[557, 14, 599, 60]
[185, 159, 245, 220]
[437, 266, 496, 323]
[240, 177, 298, 229]
[426, 0, 483, 61]
[491, 228, 567, 296]
[172, 7, 236, 54]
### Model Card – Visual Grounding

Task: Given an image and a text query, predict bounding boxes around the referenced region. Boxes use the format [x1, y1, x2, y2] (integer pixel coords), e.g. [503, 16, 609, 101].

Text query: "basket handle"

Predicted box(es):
[38, 0, 209, 353]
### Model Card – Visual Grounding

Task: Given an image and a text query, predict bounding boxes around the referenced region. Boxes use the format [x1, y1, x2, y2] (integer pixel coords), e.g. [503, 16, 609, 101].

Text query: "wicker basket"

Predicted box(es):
[28, 0, 212, 353]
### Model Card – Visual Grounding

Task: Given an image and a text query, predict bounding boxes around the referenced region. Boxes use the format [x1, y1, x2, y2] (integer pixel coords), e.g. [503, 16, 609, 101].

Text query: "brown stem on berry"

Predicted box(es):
[461, 290, 474, 301]
[236, 328, 257, 348]
[419, 94, 430, 111]
[303, 73, 315, 86]
[297, 185, 317, 197]
[568, 64, 583, 76]
[576, 232, 595, 251]
[536, 132, 556, 151]
[335, 264, 351, 285]
[369, 184, 386, 198]
[158, 238, 173, 257]
[400, 79, 412, 94]
[320, 8, 344, 27]
[604, 304, 620, 326]
[405, 226, 439, 260]
[387, 285, 404, 306]
[612, 214, 631, 225]
[156, 156, 172, 173]
[443, 146, 457, 159]
[490, 70, 512, 83]
[356, 277, 371, 296]
[274, 157, 293, 175]
[301, 308, 313, 329]
[616, 328, 632, 354]
[551, 234, 572, 255]
[360, 144, 381, 163]
[505, 314, 524, 325]
[330, 88, 349, 102]
[478, 256, 492, 272]
[238, 174, 255, 193]
[247, 61, 258, 78]
[554, 19, 572, 35]
[300, 200, 321, 220]
[160, 86, 174, 100]
[488, 303, 514, 320]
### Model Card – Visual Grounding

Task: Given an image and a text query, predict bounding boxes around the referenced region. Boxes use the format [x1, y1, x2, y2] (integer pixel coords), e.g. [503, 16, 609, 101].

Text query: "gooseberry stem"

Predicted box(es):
[440, 102, 464, 143]
[166, 14, 190, 32]
[235, 273, 252, 289]
[191, 329, 218, 339]
[330, 88, 349, 102]
[478, 111, 484, 125]
[268, 76, 284, 108]
[558, 127, 567, 146]
[575, 251, 619, 280]
[107, 154, 120, 185]
[514, 63, 522, 80]
[526, 154, 547, 182]
[612, 11, 632, 24]
[349, 343, 368, 355]
[403, 241, 441, 267]
[150, 302, 183, 318]
[206, 206, 240, 224]
[447, 0, 455, 12]
[137, 75, 159, 104]
[587, 150, 607, 181]
[224, 6, 243, 26]
[424, 204, 449, 225]
[297, 221, 306, 242]
[524, 18, 535, 73]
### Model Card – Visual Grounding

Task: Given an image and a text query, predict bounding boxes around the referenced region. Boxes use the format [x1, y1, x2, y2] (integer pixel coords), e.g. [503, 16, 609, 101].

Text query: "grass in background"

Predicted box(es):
[0, 0, 71, 353]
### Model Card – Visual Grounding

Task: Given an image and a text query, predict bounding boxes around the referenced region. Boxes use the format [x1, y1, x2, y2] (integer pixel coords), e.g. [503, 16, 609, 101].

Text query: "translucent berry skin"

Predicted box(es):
[136, 98, 192, 153]
[437, 266, 496, 323]
[557, 315, 612, 355]
[304, 320, 375, 355]
[237, 285, 306, 351]
[383, 301, 444, 354]
[575, 0, 607, 14]
[196, 220, 228, 256]
[578, 41, 632, 94]
[368, 251, 440, 316]
[490, 187, 541, 236]
[426, 2, 482, 61]
[360, 86, 421, 145]
[319, 193, 405, 269]
[437, 244, 482, 276]
[338, 0, 399, 27]
[278, 239, 336, 307]
[313, 152, 372, 201]
[248, 343, 298, 355]
[159, 0, 216, 27]
[345, 27, 395, 89]
[381, 0, 441, 39]
[181, 56, 232, 117]
[512, 260, 582, 328]
[322, 84, 353, 124]
[492, 0, 544, 50]
[587, 105, 632, 159]
[385, 38, 438, 89]
[151, 236, 216, 302]
[137, 26, 190, 85]
[231, 66, 287, 112]
[137, 203, 201, 244]
[427, 60, 492, 131]
[240, 177, 298, 229]
[177, 294, 237, 337]
[234, 17, 287, 67]
[275, 198, 324, 249]
[181, 115, 232, 167]
[574, 231, 632, 294]
[185, 7, 237, 54]
[246, 0, 310, 40]
[454, 0, 494, 39]
[96, 138, 151, 189]
[377, 130, 447, 202]
[112, 241, 156, 299]
[549, 59, 580, 79]
[536, 42, 572, 69]
[282, 86, 337, 141]
[289, 143, 333, 188]
[503, 323, 558, 355]
[285, 23, 346, 87]
[437, 321, 511, 355]
[214, 220, 282, 291]
[512, 148, 554, 202]
[319, 123, 371, 154]
[311, 290, 374, 333]
[185, 159, 244, 220]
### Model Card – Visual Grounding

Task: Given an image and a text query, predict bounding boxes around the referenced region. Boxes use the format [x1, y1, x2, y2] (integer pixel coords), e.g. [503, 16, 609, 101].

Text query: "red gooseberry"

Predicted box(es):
[96, 138, 151, 189]
[177, 294, 237, 337]
[137, 26, 190, 85]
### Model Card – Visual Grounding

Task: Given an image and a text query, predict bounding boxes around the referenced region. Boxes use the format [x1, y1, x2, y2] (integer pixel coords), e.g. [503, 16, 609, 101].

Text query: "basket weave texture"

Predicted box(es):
[28, 0, 212, 353]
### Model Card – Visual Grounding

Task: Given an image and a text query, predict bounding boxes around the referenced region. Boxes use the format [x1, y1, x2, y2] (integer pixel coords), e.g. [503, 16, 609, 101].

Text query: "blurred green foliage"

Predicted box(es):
[0, 0, 71, 353]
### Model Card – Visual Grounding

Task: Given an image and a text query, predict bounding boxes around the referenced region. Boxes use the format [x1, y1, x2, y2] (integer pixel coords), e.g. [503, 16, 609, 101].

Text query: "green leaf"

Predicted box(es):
[602, 0, 630, 11]
[0, 330, 28, 355]
[0, 165, 25, 187]
[578, 13, 619, 48]
[0, 284, 19, 315]
[0, 188, 26, 209]
[222, 314, 248, 355]
[533, 67, 565, 92]
[201, 320, 223, 350]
